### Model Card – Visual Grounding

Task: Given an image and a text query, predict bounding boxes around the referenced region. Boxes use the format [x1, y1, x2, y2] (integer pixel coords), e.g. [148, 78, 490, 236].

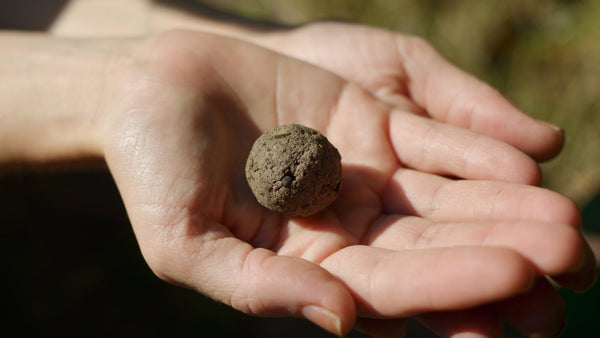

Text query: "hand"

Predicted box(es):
[101, 30, 594, 337]
[251, 22, 598, 336]
[248, 22, 565, 165]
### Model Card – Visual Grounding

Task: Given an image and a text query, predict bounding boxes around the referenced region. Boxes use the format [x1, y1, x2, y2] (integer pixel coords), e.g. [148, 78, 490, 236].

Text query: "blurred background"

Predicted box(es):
[1, 0, 598, 336]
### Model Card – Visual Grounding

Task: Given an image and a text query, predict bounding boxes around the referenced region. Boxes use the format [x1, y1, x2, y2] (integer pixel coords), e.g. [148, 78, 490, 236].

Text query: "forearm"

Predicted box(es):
[0, 31, 131, 168]
[51, 1, 280, 46]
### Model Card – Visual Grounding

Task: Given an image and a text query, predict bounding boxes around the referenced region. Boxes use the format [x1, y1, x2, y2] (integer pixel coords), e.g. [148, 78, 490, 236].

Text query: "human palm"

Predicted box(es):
[103, 30, 594, 337]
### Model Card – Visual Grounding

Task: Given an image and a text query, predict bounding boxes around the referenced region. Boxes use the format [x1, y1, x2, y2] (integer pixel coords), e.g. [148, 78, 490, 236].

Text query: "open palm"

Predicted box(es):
[103, 30, 593, 337]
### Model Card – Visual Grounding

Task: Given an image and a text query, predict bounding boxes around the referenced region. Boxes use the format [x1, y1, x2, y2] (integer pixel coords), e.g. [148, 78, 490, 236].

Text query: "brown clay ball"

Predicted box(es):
[245, 124, 342, 217]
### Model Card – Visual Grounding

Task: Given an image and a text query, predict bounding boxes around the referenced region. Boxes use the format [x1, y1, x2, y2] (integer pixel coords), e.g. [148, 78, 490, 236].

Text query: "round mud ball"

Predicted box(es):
[245, 124, 342, 217]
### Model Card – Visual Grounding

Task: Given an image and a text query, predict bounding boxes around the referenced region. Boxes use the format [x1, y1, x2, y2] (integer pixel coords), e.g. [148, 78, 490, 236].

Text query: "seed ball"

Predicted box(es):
[245, 124, 342, 217]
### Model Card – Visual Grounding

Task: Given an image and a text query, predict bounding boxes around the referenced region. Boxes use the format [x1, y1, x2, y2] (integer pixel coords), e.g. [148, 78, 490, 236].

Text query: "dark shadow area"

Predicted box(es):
[560, 192, 600, 337]
[0, 171, 372, 337]
[0, 0, 69, 30]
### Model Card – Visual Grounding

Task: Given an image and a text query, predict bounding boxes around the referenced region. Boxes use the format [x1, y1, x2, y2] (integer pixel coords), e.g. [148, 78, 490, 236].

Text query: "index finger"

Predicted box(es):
[397, 35, 564, 162]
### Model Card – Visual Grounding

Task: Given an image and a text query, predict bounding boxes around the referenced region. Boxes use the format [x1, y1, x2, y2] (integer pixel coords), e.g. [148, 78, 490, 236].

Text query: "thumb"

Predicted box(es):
[149, 236, 356, 336]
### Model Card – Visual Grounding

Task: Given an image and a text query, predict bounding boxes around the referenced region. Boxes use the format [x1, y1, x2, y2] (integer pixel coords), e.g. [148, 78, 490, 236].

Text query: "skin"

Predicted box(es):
[2, 21, 596, 338]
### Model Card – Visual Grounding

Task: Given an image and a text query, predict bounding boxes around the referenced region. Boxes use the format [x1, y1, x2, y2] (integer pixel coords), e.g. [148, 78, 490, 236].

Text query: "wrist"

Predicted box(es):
[0, 32, 135, 168]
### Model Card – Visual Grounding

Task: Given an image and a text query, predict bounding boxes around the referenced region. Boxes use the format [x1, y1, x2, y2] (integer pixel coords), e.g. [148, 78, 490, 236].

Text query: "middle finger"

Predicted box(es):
[383, 168, 581, 227]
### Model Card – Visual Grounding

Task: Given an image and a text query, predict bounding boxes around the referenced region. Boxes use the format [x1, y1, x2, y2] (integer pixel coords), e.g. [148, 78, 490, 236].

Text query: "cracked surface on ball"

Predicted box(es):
[245, 124, 342, 217]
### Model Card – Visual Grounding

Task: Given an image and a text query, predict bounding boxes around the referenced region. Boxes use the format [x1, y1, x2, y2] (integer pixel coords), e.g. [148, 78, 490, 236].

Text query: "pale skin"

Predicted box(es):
[2, 18, 596, 338]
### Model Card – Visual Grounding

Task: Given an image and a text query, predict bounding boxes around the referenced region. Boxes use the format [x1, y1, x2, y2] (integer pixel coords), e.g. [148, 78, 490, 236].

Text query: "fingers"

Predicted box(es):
[364, 215, 595, 289]
[379, 168, 597, 289]
[388, 110, 542, 184]
[258, 23, 563, 161]
[383, 168, 580, 226]
[320, 245, 534, 318]
[414, 279, 567, 337]
[396, 35, 564, 162]
[146, 235, 356, 336]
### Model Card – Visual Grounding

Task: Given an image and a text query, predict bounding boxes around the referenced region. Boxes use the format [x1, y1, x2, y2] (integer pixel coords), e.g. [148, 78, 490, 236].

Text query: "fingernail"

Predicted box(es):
[540, 120, 563, 133]
[302, 305, 343, 337]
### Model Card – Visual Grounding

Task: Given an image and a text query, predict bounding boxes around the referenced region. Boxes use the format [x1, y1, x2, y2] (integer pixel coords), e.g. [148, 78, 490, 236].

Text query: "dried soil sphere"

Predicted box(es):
[245, 124, 342, 217]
